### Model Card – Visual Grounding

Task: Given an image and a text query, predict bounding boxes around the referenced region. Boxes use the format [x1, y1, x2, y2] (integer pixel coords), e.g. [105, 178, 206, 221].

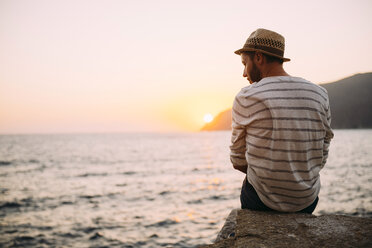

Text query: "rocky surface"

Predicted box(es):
[200, 209, 372, 248]
[214, 209, 238, 242]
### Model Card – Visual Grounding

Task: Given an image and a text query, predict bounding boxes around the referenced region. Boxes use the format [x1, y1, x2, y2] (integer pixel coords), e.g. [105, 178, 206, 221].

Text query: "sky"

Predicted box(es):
[0, 0, 371, 134]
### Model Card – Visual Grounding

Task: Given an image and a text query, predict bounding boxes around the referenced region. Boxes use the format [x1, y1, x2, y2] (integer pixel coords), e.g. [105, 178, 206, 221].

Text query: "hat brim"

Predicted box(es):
[234, 48, 290, 62]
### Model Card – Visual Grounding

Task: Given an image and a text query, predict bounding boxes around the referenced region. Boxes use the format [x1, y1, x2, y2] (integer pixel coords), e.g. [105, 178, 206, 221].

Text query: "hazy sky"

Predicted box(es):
[1, 0, 371, 134]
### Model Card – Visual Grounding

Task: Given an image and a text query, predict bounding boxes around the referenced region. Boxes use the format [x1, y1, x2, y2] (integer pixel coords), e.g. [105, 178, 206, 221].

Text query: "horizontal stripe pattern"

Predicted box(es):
[235, 96, 325, 109]
[230, 76, 334, 212]
[247, 152, 322, 163]
[248, 126, 325, 132]
[232, 113, 331, 130]
[233, 106, 327, 119]
[254, 187, 318, 206]
[260, 187, 317, 200]
[246, 79, 328, 95]
[246, 132, 324, 142]
[250, 162, 322, 174]
[246, 141, 323, 153]
[261, 179, 318, 192]
[256, 174, 319, 184]
[243, 88, 328, 101]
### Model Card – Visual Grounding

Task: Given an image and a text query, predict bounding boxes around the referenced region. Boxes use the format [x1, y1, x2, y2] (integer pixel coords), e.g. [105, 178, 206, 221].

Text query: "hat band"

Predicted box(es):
[244, 44, 284, 58]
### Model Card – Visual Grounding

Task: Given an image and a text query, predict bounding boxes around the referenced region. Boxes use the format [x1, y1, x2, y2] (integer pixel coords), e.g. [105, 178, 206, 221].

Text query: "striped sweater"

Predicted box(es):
[230, 76, 334, 212]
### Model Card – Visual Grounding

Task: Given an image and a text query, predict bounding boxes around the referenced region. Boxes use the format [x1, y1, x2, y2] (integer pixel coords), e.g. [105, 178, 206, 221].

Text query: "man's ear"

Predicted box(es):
[255, 52, 264, 65]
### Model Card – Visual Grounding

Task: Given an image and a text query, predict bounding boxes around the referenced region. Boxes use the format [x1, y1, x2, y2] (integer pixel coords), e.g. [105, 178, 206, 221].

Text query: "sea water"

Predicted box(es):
[0, 130, 371, 247]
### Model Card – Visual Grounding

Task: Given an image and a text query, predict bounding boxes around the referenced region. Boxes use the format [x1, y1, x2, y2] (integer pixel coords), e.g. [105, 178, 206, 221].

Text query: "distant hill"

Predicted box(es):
[200, 109, 232, 131]
[201, 72, 372, 131]
[321, 73, 372, 128]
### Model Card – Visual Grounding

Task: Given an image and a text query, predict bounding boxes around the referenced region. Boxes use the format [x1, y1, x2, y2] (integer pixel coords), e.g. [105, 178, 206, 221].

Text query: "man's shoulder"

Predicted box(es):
[235, 76, 329, 94]
[257, 76, 310, 86]
[235, 84, 254, 99]
[256, 76, 328, 94]
[234, 76, 329, 103]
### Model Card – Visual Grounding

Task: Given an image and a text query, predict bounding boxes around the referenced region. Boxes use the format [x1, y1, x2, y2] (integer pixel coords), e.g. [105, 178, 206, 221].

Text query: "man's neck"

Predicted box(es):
[261, 64, 289, 79]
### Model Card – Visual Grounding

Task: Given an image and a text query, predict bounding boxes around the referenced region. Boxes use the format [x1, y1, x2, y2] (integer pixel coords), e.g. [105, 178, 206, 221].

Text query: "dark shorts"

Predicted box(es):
[240, 176, 318, 214]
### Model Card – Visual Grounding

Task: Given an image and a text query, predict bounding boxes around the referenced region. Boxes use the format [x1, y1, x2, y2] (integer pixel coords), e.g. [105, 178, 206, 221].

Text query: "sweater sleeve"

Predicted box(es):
[321, 98, 334, 168]
[229, 96, 248, 172]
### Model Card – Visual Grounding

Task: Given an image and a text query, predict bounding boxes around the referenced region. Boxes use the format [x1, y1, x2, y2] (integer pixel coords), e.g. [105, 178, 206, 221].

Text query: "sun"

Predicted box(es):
[203, 113, 214, 123]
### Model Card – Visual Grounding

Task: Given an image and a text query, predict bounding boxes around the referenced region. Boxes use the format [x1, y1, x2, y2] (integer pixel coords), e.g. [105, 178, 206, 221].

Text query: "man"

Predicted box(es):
[230, 28, 334, 213]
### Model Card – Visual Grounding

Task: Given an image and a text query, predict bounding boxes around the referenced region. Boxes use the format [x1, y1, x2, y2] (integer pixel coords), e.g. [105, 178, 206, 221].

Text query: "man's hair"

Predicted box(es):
[244, 51, 284, 65]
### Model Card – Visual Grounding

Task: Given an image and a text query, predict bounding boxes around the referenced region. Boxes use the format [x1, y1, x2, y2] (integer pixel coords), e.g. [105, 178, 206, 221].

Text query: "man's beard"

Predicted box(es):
[249, 61, 262, 84]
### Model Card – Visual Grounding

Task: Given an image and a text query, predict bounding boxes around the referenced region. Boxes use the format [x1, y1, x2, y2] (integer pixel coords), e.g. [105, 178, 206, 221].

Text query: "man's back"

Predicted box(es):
[230, 76, 334, 212]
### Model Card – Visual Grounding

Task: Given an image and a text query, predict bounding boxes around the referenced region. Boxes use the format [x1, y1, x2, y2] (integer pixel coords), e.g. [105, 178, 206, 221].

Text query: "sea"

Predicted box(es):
[0, 130, 371, 247]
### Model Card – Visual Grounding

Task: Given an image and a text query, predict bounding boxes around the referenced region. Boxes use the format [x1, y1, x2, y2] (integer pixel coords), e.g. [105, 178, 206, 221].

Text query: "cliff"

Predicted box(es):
[321, 73, 372, 129]
[200, 209, 372, 248]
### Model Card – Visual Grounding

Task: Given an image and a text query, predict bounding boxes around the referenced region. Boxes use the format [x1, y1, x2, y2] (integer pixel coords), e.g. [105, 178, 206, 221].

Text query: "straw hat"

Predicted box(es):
[234, 28, 290, 62]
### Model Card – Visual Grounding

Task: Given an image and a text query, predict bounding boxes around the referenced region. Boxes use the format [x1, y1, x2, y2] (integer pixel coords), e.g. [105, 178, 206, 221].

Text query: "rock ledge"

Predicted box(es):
[200, 209, 372, 248]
